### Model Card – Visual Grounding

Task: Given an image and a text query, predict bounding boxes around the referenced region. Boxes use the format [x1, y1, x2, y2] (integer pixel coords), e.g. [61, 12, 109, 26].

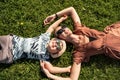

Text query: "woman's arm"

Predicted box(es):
[40, 60, 71, 74]
[44, 7, 81, 25]
[69, 62, 81, 80]
[41, 61, 81, 80]
[46, 16, 67, 34]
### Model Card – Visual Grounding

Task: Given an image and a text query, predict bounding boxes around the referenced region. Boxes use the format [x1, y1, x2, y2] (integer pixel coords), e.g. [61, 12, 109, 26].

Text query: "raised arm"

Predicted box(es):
[44, 7, 81, 25]
[41, 61, 81, 80]
[45, 16, 67, 34]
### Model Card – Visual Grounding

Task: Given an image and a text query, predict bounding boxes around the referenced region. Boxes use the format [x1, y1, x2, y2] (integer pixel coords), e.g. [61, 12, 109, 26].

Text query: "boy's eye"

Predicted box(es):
[55, 39, 62, 50]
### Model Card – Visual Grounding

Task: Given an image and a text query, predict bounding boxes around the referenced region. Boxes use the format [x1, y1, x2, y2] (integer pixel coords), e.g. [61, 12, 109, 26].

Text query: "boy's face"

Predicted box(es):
[47, 38, 62, 54]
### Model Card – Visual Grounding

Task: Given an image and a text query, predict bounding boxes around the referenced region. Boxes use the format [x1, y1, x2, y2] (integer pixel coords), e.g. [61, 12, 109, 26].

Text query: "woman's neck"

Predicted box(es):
[66, 34, 89, 45]
[66, 34, 78, 44]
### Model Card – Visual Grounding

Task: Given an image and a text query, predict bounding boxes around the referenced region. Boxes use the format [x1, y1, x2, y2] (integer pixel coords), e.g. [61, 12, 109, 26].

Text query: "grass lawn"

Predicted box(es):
[0, 0, 120, 80]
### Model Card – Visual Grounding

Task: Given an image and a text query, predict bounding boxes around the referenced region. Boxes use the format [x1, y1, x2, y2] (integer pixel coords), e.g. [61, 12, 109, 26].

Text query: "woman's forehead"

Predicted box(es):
[55, 26, 69, 32]
[55, 26, 62, 31]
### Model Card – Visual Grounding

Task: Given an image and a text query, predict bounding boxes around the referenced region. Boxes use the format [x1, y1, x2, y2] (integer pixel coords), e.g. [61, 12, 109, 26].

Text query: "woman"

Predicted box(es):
[0, 16, 71, 75]
[43, 7, 120, 80]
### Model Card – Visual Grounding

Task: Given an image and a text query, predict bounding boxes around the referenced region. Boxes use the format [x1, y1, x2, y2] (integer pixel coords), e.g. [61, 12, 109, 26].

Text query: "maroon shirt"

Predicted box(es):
[72, 22, 120, 64]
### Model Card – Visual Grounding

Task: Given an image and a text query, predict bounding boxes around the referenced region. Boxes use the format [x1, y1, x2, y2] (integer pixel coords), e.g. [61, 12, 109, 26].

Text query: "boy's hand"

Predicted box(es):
[44, 14, 56, 26]
[61, 15, 68, 21]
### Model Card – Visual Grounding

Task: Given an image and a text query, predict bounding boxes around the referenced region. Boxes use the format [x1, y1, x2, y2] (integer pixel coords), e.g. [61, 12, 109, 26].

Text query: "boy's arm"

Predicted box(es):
[45, 16, 67, 34]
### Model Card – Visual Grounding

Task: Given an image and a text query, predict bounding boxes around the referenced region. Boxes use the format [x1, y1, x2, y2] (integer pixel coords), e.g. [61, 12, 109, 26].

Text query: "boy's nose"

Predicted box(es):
[52, 41, 57, 46]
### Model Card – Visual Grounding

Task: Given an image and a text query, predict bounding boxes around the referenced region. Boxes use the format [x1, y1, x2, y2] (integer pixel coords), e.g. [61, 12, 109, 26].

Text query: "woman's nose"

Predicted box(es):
[64, 30, 68, 34]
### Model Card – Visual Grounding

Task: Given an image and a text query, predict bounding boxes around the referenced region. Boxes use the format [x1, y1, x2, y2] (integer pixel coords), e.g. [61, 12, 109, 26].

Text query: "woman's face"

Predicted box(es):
[47, 38, 62, 54]
[55, 26, 72, 40]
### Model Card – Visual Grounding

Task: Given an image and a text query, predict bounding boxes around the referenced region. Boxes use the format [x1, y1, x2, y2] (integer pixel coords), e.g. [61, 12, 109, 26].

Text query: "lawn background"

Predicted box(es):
[0, 0, 120, 80]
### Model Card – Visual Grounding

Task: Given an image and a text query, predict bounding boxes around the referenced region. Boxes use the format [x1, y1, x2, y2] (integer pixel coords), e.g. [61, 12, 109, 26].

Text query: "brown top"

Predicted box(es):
[72, 22, 120, 64]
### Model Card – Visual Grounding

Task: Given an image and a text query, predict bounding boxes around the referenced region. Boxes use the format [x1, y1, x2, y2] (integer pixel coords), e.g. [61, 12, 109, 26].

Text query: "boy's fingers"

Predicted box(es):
[40, 60, 44, 66]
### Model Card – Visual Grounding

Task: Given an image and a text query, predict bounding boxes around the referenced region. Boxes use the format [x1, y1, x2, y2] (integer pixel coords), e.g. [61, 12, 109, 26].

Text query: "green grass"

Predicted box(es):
[0, 0, 120, 80]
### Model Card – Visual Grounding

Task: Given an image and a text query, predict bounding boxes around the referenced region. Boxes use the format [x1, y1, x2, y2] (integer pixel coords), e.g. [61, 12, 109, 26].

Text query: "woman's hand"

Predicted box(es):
[44, 14, 68, 26]
[67, 66, 71, 73]
[44, 14, 56, 26]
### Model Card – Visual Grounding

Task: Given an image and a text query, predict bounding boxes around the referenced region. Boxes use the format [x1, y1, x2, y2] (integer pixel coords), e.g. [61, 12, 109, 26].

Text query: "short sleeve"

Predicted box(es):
[72, 50, 85, 64]
[104, 25, 120, 37]
[40, 51, 50, 62]
[74, 22, 85, 30]
[73, 22, 105, 39]
[40, 32, 51, 39]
